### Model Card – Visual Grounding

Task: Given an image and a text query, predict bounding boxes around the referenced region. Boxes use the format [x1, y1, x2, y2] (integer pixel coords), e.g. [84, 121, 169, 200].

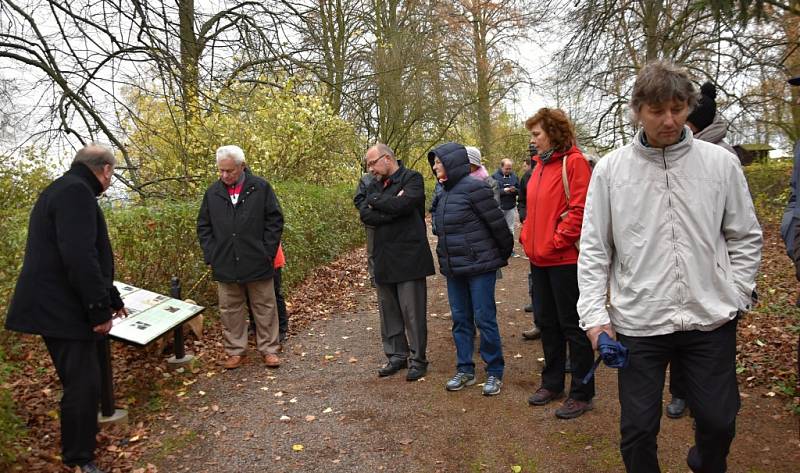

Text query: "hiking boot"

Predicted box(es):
[80, 462, 105, 473]
[528, 388, 565, 406]
[406, 365, 427, 381]
[378, 359, 407, 377]
[522, 326, 541, 340]
[264, 353, 280, 368]
[482, 375, 503, 396]
[445, 372, 476, 391]
[555, 398, 594, 419]
[524, 304, 533, 312]
[223, 355, 244, 370]
[666, 396, 688, 419]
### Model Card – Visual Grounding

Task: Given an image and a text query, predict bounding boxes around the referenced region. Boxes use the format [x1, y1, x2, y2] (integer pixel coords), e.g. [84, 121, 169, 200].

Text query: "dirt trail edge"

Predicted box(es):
[145, 237, 799, 473]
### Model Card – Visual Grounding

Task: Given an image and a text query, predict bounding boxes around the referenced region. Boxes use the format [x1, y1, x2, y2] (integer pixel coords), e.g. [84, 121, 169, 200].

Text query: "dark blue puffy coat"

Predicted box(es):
[428, 142, 513, 278]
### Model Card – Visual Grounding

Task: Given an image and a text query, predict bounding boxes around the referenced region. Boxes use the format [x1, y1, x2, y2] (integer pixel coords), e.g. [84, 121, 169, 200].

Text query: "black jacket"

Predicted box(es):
[517, 167, 534, 222]
[358, 164, 435, 284]
[5, 163, 123, 340]
[492, 169, 519, 210]
[428, 143, 513, 278]
[197, 172, 284, 283]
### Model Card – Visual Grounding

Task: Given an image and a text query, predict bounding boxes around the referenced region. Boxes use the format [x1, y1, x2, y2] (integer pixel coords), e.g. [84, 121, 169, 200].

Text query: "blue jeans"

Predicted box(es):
[446, 271, 504, 378]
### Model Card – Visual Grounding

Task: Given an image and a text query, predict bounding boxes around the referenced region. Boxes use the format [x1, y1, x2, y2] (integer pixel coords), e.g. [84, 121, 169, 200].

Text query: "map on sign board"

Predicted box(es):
[109, 281, 204, 346]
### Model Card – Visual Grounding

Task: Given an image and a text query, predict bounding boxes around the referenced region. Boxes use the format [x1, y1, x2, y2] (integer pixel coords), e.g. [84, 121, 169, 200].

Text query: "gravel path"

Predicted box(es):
[146, 239, 800, 473]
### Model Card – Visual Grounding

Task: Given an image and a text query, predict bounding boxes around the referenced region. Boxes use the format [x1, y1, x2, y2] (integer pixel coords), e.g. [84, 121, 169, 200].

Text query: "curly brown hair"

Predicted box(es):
[524, 108, 576, 152]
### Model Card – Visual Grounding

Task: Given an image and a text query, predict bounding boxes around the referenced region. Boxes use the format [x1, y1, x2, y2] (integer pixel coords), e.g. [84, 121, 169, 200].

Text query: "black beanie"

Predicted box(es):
[687, 82, 717, 133]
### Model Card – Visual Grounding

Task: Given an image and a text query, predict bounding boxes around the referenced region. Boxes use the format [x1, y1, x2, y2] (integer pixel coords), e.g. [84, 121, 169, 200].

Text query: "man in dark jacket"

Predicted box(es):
[358, 143, 435, 381]
[5, 144, 126, 473]
[517, 154, 542, 341]
[492, 158, 520, 241]
[197, 145, 284, 369]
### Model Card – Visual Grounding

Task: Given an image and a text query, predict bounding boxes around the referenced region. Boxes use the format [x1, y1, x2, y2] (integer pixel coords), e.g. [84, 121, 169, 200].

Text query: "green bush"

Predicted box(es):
[745, 160, 793, 224]
[103, 180, 364, 307]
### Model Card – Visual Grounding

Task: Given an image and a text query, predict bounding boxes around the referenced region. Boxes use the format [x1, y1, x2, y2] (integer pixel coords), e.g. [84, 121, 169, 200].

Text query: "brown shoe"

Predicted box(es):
[527, 387, 565, 406]
[522, 326, 542, 340]
[264, 353, 280, 368]
[223, 355, 244, 370]
[555, 398, 594, 419]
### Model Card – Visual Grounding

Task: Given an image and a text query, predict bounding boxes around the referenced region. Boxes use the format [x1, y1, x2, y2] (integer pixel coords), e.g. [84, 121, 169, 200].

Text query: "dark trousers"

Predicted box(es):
[376, 278, 428, 367]
[531, 264, 594, 401]
[529, 264, 539, 326]
[669, 359, 686, 399]
[43, 337, 101, 467]
[274, 268, 288, 337]
[618, 318, 739, 473]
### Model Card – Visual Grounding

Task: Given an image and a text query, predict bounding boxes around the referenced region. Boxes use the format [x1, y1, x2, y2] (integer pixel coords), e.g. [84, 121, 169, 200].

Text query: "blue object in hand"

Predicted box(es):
[597, 332, 629, 369]
[582, 332, 629, 384]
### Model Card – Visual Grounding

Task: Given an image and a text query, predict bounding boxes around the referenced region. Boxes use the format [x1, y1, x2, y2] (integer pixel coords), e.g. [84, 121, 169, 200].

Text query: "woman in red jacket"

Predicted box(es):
[519, 108, 595, 419]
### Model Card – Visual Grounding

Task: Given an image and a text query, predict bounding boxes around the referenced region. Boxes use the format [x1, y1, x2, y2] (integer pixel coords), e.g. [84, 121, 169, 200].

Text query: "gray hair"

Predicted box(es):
[500, 158, 513, 167]
[216, 145, 245, 165]
[629, 61, 698, 120]
[72, 144, 115, 172]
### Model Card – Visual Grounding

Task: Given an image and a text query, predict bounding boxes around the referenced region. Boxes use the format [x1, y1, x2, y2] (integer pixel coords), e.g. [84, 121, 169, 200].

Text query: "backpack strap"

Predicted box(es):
[561, 154, 570, 202]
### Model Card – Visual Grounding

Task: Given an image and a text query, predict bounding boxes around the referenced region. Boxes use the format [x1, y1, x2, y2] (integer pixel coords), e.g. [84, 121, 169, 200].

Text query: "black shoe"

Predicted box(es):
[666, 396, 687, 419]
[378, 359, 407, 377]
[81, 463, 105, 473]
[279, 332, 287, 344]
[524, 304, 533, 312]
[406, 365, 427, 381]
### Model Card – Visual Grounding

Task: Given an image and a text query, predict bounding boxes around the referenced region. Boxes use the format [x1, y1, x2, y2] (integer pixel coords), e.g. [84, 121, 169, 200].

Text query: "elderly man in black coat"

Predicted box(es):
[197, 145, 284, 370]
[357, 143, 435, 381]
[5, 144, 126, 473]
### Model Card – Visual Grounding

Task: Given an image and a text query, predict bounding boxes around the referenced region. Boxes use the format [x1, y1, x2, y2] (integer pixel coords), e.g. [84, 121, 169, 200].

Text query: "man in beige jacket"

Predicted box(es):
[577, 61, 762, 473]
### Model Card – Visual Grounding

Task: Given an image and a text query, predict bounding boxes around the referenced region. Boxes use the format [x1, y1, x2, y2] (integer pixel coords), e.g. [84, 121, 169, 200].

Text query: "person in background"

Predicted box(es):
[666, 80, 738, 420]
[521, 107, 595, 419]
[578, 61, 761, 473]
[429, 142, 513, 396]
[492, 158, 519, 248]
[5, 144, 126, 473]
[518, 146, 541, 341]
[686, 82, 736, 155]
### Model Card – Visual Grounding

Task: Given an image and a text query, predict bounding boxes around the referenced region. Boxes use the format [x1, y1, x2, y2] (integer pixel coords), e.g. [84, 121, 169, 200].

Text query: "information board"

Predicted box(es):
[109, 281, 204, 346]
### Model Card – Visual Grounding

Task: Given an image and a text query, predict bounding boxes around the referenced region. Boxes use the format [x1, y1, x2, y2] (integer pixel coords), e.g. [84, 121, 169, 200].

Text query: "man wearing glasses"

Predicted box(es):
[356, 143, 435, 381]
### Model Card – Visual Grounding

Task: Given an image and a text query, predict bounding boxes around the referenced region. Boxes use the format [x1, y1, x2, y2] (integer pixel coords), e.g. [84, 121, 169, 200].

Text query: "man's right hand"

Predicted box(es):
[586, 324, 616, 350]
[93, 319, 113, 334]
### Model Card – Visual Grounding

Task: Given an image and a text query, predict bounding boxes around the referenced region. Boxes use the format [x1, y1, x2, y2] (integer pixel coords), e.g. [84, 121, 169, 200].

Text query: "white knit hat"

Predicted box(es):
[465, 146, 481, 166]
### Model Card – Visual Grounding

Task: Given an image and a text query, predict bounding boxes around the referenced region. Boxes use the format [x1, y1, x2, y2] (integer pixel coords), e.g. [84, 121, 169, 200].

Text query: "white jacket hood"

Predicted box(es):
[577, 127, 762, 336]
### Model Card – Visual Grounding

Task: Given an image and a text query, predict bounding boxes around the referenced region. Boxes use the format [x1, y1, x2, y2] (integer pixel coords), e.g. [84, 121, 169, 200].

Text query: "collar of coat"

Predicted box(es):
[65, 162, 104, 196]
[212, 172, 257, 202]
[634, 126, 693, 164]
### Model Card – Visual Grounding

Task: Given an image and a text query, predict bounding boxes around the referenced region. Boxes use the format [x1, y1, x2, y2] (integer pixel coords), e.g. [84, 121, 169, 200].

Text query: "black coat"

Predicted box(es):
[197, 172, 284, 283]
[358, 164, 435, 284]
[517, 167, 534, 222]
[428, 142, 513, 278]
[5, 163, 123, 340]
[492, 169, 520, 210]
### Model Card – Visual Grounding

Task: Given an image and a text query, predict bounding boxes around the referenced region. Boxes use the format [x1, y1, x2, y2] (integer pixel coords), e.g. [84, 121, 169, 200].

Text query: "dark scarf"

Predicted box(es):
[539, 148, 556, 164]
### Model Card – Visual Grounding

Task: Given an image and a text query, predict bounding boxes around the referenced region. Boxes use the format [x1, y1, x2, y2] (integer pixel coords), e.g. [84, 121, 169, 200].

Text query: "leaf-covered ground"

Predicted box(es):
[4, 221, 799, 472]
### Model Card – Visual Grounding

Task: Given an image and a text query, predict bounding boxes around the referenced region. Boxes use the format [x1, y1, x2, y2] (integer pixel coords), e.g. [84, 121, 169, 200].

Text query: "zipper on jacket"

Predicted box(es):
[662, 150, 685, 330]
[441, 191, 453, 272]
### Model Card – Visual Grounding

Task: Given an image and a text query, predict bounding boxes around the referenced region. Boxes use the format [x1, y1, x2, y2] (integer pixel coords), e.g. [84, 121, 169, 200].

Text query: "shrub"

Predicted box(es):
[103, 180, 363, 307]
[745, 160, 792, 224]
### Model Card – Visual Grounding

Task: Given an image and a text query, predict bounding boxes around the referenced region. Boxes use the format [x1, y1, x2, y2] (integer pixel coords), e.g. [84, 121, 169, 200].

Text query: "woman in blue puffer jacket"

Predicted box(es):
[428, 142, 514, 396]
